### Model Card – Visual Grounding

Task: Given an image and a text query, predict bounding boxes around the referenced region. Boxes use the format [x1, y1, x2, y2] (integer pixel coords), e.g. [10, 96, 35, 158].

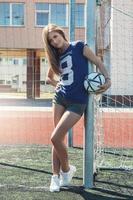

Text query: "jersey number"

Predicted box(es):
[60, 55, 74, 86]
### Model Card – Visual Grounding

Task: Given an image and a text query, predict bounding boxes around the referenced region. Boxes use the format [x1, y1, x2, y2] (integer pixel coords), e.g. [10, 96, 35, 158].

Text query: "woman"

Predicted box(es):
[42, 24, 111, 192]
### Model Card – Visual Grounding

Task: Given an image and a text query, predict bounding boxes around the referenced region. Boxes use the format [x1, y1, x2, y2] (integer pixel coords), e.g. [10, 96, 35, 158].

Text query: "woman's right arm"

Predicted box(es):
[46, 68, 59, 87]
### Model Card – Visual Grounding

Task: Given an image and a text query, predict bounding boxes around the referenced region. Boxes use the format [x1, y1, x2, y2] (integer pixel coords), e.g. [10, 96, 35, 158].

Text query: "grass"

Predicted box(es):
[0, 145, 133, 200]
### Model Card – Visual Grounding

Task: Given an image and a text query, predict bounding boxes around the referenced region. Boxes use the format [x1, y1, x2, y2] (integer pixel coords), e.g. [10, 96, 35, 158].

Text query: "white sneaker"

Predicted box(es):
[50, 175, 60, 192]
[60, 165, 76, 187]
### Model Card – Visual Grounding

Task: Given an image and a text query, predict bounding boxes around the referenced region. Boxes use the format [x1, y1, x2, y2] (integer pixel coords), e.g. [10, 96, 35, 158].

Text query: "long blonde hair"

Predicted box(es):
[42, 24, 68, 75]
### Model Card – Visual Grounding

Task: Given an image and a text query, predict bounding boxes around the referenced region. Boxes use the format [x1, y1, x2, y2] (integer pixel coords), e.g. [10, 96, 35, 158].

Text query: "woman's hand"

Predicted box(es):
[95, 78, 111, 94]
[55, 82, 61, 90]
[46, 68, 59, 87]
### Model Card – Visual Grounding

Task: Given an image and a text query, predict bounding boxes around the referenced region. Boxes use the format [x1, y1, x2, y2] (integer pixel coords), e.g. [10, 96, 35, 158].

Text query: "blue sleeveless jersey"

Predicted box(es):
[56, 41, 88, 104]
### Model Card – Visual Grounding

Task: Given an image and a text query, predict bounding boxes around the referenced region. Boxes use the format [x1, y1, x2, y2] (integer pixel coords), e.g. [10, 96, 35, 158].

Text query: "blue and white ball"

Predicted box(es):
[84, 72, 105, 93]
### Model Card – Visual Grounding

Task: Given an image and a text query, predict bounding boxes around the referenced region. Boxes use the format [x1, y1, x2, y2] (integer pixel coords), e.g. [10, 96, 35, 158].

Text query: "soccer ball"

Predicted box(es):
[84, 72, 105, 93]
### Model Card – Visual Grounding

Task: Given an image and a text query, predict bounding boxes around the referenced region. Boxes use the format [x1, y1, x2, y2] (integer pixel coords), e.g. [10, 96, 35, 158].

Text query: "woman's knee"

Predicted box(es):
[51, 135, 55, 144]
[51, 130, 65, 145]
[51, 134, 60, 145]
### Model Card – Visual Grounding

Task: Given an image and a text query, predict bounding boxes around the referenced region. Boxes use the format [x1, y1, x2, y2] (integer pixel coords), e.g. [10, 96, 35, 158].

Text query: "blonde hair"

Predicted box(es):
[42, 24, 68, 75]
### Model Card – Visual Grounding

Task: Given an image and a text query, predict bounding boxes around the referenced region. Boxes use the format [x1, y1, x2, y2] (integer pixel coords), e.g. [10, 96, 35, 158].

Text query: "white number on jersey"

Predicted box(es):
[60, 55, 74, 86]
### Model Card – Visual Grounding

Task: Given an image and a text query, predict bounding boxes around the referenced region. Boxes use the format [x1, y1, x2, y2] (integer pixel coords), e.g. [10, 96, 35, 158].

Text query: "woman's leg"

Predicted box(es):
[52, 103, 65, 175]
[51, 110, 81, 172]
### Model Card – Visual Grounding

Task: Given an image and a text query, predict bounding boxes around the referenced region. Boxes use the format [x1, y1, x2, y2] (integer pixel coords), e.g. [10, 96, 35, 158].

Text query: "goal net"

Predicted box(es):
[94, 0, 133, 171]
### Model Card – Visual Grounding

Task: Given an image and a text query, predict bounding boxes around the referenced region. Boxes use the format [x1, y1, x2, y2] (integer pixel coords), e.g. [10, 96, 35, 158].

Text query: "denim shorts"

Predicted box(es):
[53, 92, 87, 116]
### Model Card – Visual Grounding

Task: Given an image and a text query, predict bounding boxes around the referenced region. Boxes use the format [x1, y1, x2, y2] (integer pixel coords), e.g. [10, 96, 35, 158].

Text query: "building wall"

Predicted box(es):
[0, 0, 85, 49]
[0, 52, 53, 93]
[0, 0, 86, 95]
[110, 0, 133, 95]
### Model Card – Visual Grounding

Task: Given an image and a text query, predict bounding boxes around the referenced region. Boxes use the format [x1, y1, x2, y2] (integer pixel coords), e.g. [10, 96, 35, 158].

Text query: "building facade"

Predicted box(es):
[0, 0, 133, 100]
[0, 0, 85, 49]
[0, 0, 86, 97]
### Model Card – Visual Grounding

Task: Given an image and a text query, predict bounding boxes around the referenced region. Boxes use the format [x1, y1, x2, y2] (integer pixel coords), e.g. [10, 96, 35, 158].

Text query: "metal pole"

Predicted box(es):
[68, 0, 75, 147]
[69, 0, 75, 42]
[83, 0, 96, 188]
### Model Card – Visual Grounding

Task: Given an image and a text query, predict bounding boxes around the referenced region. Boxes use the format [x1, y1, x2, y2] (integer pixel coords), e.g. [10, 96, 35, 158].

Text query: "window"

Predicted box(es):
[13, 59, 19, 65]
[0, 3, 24, 26]
[41, 58, 48, 64]
[23, 58, 27, 65]
[6, 80, 11, 85]
[35, 3, 67, 27]
[12, 4, 24, 25]
[41, 58, 45, 63]
[51, 4, 67, 26]
[75, 4, 85, 27]
[36, 3, 49, 26]
[0, 80, 5, 84]
[40, 81, 45, 85]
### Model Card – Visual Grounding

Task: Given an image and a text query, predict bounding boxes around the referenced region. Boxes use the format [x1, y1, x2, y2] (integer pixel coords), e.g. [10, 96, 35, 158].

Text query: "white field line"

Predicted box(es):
[0, 184, 49, 191]
[101, 108, 133, 113]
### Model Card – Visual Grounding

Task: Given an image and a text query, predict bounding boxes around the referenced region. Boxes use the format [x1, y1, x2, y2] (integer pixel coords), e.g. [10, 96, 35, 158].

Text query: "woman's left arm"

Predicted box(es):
[83, 45, 111, 93]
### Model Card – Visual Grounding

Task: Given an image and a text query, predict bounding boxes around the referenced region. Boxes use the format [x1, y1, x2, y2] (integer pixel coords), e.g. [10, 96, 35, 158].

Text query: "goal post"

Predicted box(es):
[83, 0, 96, 188]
